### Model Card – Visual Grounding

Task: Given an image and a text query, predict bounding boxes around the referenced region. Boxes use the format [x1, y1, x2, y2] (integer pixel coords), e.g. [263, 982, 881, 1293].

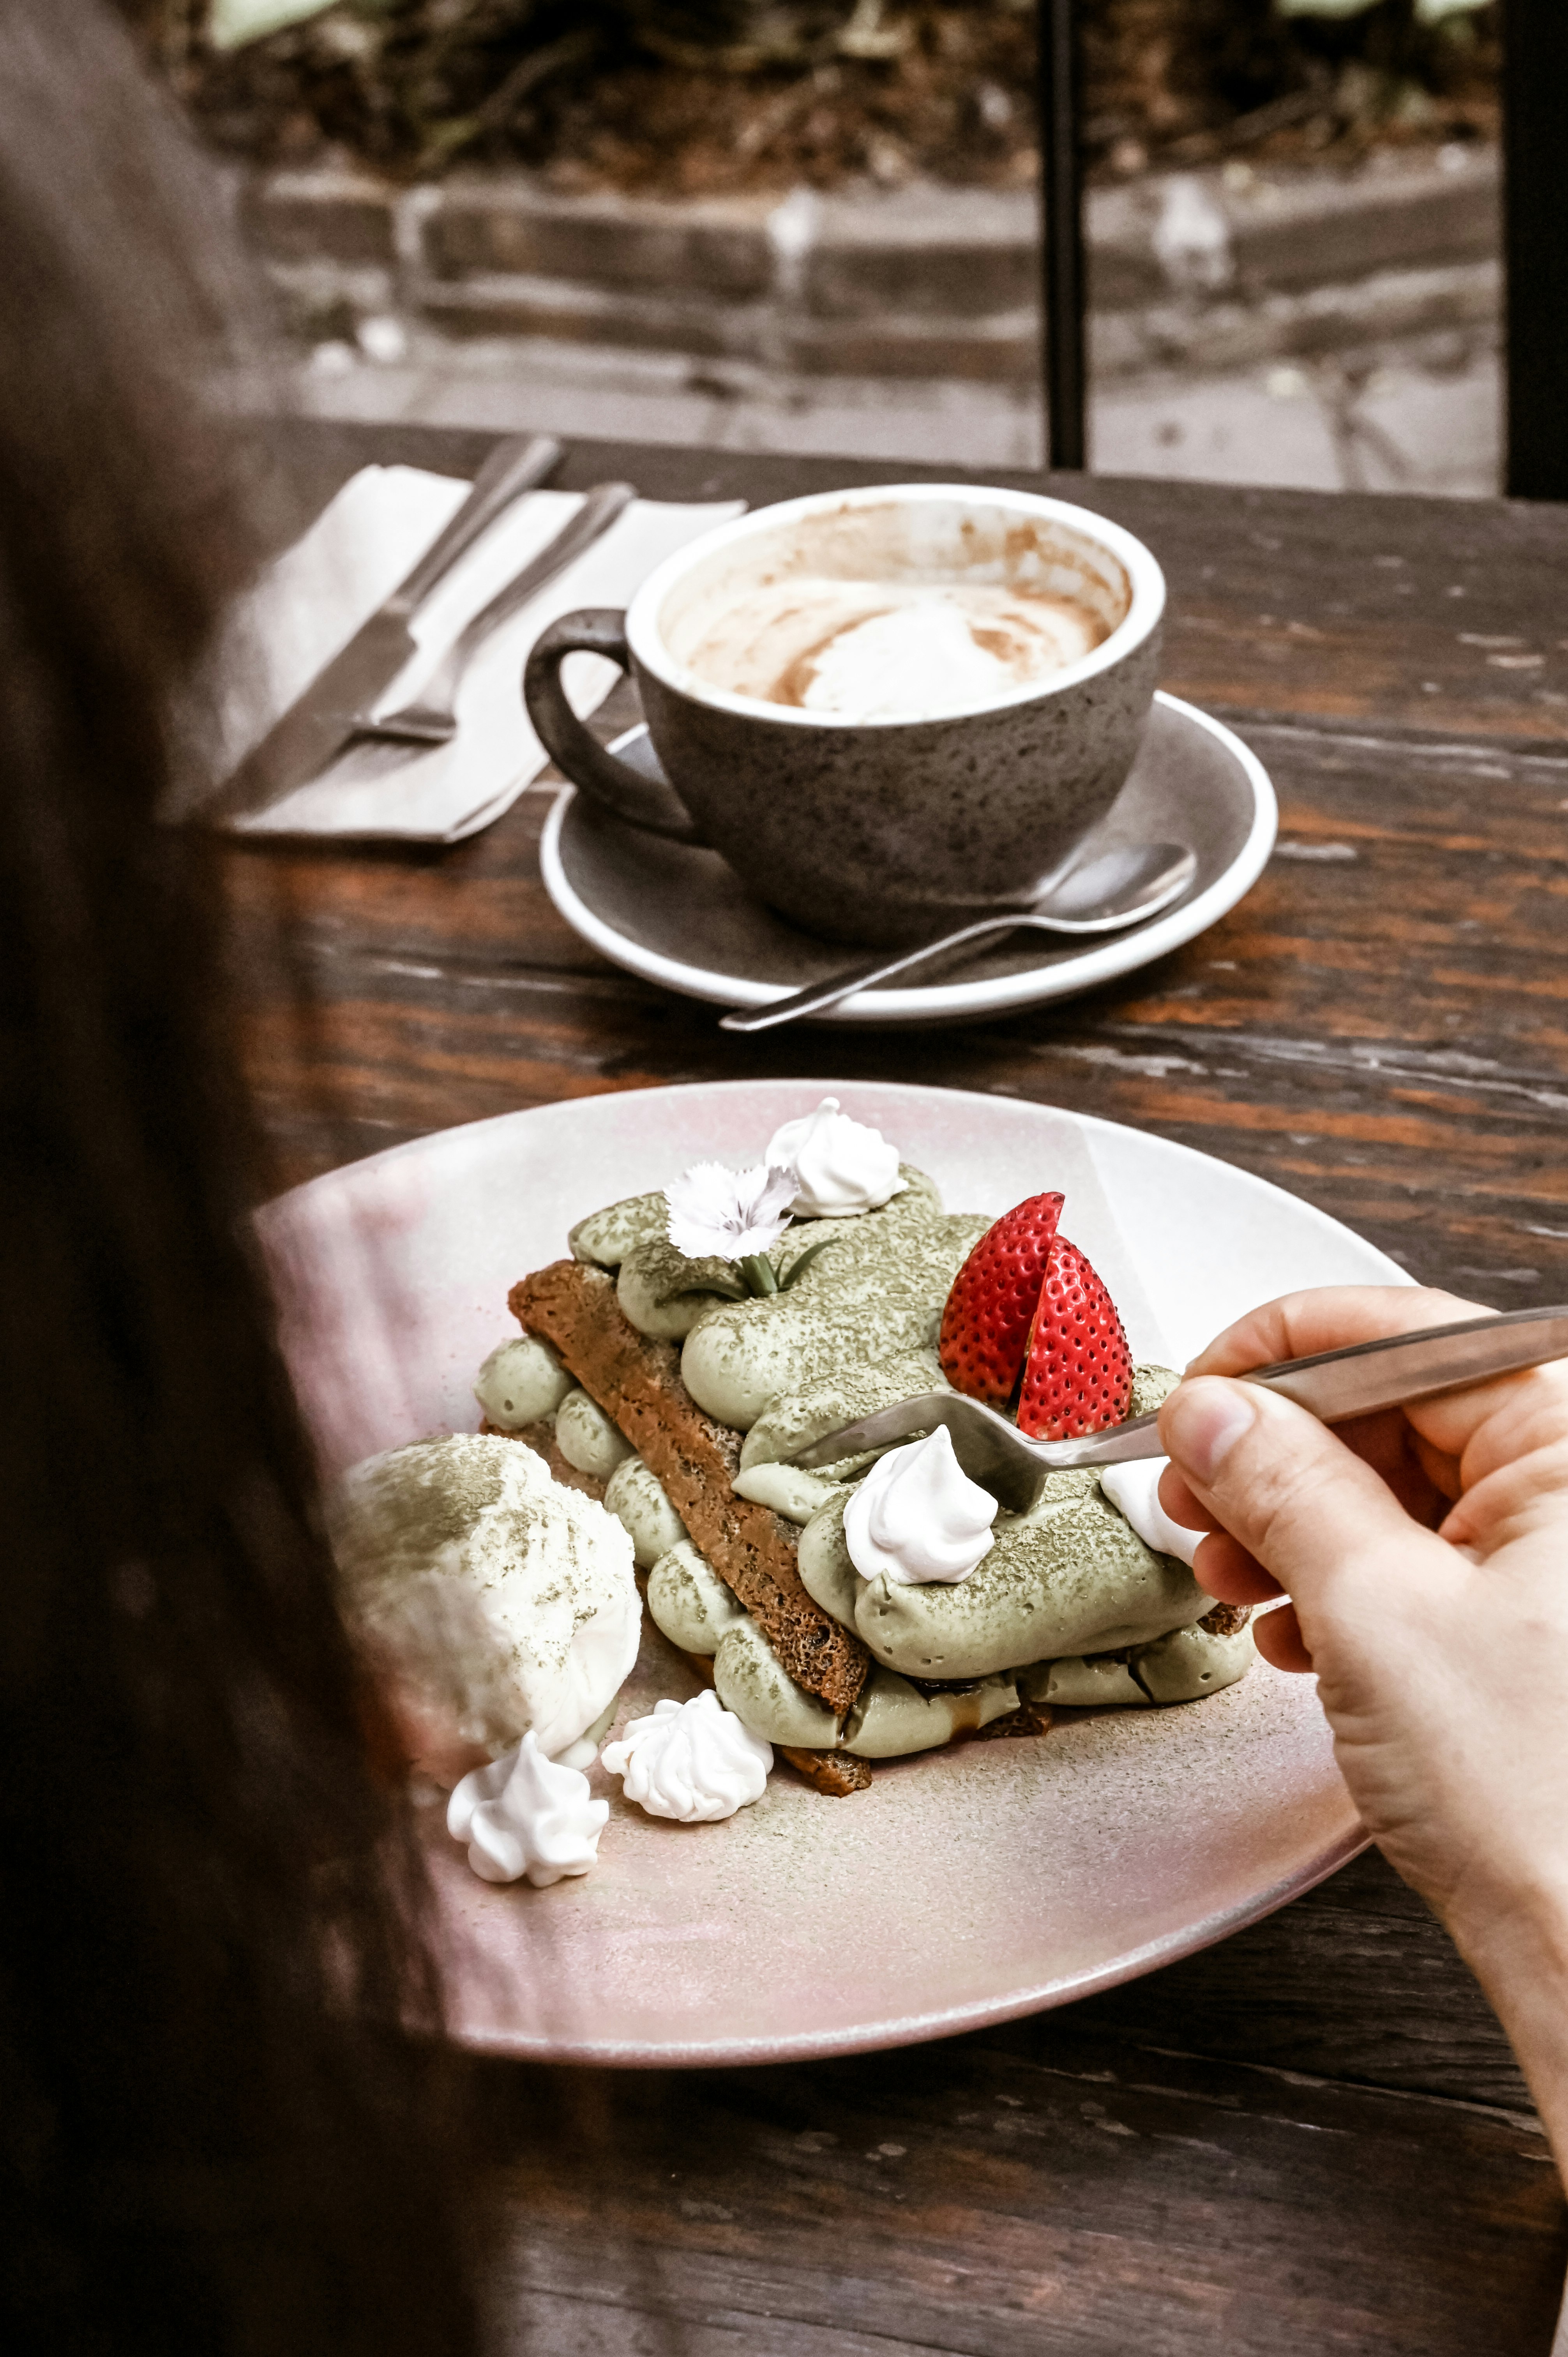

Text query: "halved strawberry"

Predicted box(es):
[938, 1191, 1063, 1405]
[1017, 1235, 1133, 1440]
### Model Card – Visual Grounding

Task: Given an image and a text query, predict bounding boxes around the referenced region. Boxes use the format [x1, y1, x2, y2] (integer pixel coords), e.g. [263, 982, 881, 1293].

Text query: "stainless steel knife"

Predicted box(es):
[206, 432, 562, 823]
[347, 479, 636, 747]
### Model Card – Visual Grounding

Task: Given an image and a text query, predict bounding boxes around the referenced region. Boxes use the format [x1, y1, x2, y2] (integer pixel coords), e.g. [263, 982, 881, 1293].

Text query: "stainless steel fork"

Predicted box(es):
[353, 479, 635, 747]
[784, 1303, 1568, 1509]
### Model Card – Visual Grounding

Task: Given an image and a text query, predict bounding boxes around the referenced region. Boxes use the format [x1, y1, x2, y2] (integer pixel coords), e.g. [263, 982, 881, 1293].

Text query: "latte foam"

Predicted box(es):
[683, 576, 1108, 720]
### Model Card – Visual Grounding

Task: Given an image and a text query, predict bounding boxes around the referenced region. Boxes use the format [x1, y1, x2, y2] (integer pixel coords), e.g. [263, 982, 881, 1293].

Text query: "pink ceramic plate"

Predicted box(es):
[260, 1080, 1397, 2065]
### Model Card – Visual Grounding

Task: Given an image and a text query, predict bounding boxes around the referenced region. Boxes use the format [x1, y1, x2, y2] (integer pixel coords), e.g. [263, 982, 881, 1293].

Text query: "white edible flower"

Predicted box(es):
[665, 1159, 796, 1262]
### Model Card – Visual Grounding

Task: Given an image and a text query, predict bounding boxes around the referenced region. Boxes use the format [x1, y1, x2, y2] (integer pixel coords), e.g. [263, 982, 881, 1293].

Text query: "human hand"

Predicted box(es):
[1155, 1286, 1568, 2136]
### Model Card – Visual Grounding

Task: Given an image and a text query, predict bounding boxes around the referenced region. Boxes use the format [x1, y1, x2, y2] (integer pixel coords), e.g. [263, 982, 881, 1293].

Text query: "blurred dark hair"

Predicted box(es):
[0, 6, 479, 2352]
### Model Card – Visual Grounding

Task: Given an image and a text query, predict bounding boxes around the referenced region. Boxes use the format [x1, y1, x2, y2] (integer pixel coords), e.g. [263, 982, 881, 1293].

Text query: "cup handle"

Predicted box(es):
[523, 609, 703, 842]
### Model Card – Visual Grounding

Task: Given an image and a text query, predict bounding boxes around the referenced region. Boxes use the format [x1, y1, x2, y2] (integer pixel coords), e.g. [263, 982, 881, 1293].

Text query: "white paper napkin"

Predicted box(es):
[212, 465, 743, 843]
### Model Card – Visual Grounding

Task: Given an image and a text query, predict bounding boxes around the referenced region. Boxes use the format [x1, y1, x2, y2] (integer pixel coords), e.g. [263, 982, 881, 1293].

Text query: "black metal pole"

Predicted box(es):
[1504, 0, 1568, 499]
[1037, 0, 1087, 472]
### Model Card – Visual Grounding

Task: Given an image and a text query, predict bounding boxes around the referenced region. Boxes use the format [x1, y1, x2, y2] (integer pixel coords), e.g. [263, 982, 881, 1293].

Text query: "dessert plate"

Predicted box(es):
[538, 693, 1276, 1024]
[260, 1079, 1394, 2066]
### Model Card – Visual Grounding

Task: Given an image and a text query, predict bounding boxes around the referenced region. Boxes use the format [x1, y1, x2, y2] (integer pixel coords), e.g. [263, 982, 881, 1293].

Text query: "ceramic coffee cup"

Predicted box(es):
[523, 482, 1165, 948]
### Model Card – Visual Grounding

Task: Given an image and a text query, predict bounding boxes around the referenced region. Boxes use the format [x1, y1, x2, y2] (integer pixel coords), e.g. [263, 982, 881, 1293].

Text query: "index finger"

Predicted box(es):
[1186, 1285, 1489, 1379]
[1187, 1283, 1566, 1473]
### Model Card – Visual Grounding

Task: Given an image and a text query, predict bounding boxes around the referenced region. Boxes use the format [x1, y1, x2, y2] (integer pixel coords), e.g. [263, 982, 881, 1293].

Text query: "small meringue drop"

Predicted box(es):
[844, 1427, 998, 1587]
[1099, 1459, 1208, 1568]
[601, 1688, 772, 1822]
[446, 1732, 608, 1887]
[765, 1097, 906, 1219]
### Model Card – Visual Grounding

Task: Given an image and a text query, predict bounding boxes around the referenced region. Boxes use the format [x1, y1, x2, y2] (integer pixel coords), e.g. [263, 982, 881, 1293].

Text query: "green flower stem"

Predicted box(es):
[778, 1235, 837, 1290]
[738, 1252, 779, 1297]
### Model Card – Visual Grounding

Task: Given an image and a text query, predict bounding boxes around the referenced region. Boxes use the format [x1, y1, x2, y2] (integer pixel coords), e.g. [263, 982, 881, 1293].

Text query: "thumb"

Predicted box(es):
[1157, 1376, 1449, 1613]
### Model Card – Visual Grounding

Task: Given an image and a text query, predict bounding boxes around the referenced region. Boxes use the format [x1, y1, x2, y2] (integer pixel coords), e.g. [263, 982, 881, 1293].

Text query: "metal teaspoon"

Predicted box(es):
[718, 839, 1199, 1034]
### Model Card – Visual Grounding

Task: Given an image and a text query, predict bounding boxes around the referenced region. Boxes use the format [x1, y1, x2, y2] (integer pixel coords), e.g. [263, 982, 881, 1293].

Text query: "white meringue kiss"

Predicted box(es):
[765, 1097, 906, 1219]
[1099, 1459, 1208, 1568]
[844, 1426, 998, 1587]
[602, 1689, 772, 1823]
[446, 1732, 608, 1886]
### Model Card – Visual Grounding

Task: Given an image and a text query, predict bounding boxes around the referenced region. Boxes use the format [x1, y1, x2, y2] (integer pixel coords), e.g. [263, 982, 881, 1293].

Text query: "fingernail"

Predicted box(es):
[1163, 1379, 1257, 1486]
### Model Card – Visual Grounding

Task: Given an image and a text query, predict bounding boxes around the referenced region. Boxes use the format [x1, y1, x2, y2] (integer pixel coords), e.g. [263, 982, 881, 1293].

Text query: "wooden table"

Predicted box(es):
[226, 422, 1568, 2355]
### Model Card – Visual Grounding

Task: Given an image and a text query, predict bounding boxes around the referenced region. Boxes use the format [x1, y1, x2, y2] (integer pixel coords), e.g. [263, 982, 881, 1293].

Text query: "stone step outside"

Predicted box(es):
[238, 146, 1500, 384]
[409, 269, 1040, 378]
[266, 246, 1496, 389]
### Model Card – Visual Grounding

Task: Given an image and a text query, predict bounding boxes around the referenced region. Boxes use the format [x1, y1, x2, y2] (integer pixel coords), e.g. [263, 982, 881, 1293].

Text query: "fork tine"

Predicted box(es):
[347, 479, 636, 753]
[787, 1391, 1052, 1510]
[358, 705, 457, 746]
[788, 1393, 955, 1466]
[787, 1391, 1171, 1508]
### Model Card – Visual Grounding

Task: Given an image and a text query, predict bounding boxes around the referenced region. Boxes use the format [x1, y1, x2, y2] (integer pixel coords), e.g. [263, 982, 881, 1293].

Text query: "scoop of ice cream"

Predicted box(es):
[332, 1433, 640, 1769]
[446, 1732, 608, 1886]
[602, 1689, 772, 1823]
[765, 1097, 906, 1219]
[843, 1427, 997, 1587]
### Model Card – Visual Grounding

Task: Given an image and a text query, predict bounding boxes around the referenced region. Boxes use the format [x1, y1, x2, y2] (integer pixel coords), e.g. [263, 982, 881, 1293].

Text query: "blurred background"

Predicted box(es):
[124, 2, 1501, 492]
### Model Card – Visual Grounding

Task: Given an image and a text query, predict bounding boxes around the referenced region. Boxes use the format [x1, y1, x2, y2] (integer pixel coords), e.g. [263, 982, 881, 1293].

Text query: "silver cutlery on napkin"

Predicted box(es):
[718, 840, 1199, 1033]
[207, 431, 562, 822]
[785, 1304, 1568, 1508]
[350, 480, 636, 749]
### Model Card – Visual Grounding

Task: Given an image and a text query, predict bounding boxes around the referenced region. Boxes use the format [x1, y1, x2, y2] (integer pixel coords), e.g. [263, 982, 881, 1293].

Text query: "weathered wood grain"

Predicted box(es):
[1015, 1850, 1533, 2113]
[274, 422, 1568, 742]
[225, 712, 1568, 1304]
[471, 2023, 1566, 2357]
[228, 425, 1568, 2350]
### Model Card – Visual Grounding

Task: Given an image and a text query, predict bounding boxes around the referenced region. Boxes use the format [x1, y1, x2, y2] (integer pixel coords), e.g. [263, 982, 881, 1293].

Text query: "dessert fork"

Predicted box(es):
[784, 1303, 1568, 1509]
[354, 479, 635, 747]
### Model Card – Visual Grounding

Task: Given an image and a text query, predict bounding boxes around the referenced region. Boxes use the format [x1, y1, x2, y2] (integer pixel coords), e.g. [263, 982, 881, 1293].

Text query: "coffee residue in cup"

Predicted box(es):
[685, 579, 1109, 720]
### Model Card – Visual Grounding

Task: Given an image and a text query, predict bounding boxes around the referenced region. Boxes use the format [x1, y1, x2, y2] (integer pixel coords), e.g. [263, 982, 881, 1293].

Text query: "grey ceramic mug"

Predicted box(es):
[523, 483, 1165, 949]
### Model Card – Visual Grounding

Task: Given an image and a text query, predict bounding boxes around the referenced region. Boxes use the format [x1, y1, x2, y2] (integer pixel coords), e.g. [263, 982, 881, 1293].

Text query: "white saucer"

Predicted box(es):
[539, 690, 1277, 1025]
